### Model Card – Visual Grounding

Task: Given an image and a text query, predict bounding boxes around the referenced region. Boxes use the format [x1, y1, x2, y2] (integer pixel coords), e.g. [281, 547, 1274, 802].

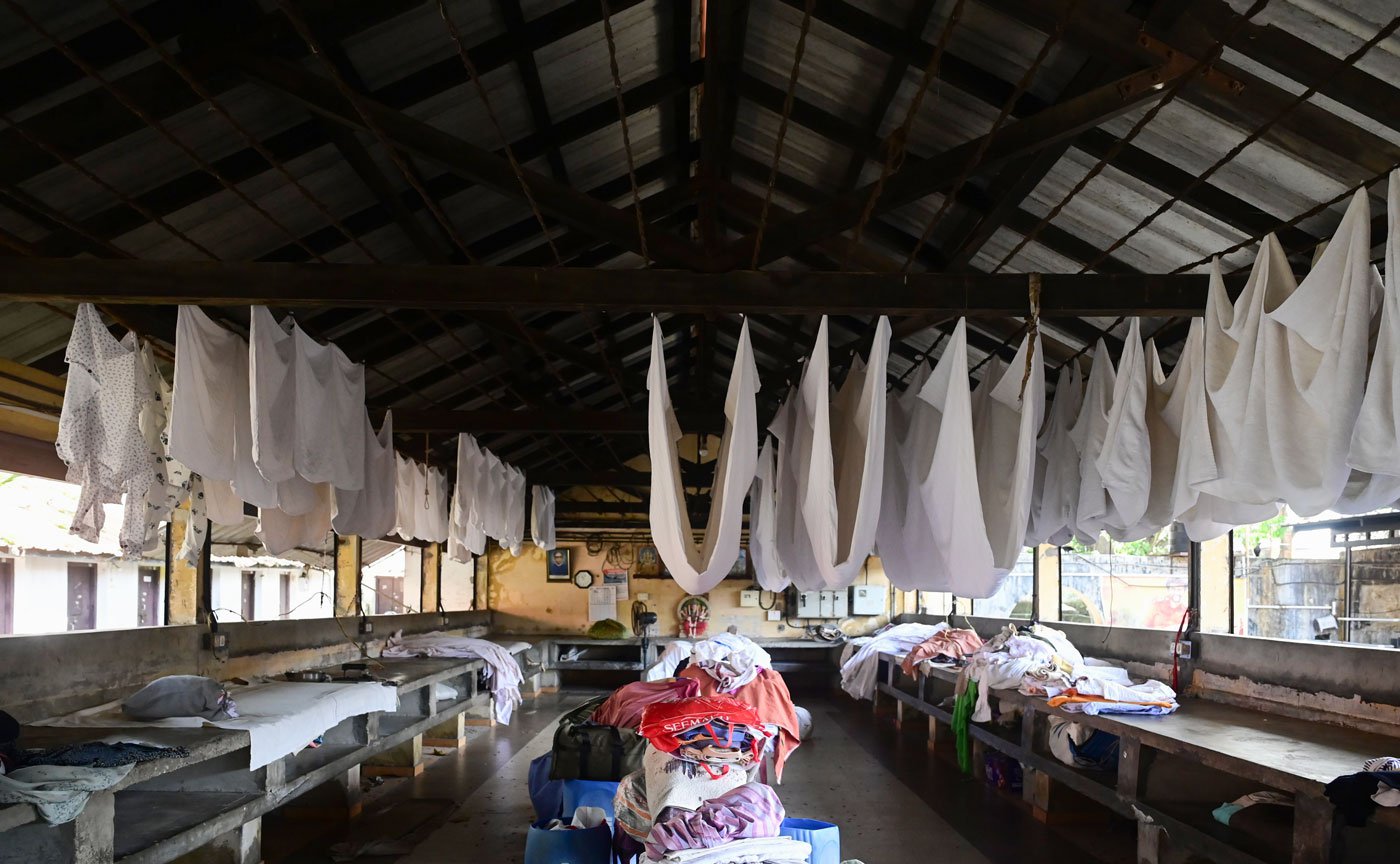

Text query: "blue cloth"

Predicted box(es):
[1068, 730, 1120, 771]
[560, 779, 618, 821]
[528, 753, 563, 822]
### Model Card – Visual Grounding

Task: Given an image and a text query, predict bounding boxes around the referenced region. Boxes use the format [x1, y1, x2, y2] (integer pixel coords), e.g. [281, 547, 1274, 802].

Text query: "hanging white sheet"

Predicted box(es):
[1069, 341, 1118, 540]
[769, 390, 822, 590]
[1092, 320, 1154, 541]
[449, 434, 488, 560]
[498, 466, 523, 553]
[393, 454, 421, 542]
[168, 306, 280, 509]
[531, 485, 556, 551]
[910, 319, 994, 595]
[257, 482, 333, 556]
[332, 411, 397, 540]
[748, 438, 788, 591]
[874, 361, 938, 590]
[646, 317, 759, 594]
[1347, 170, 1400, 505]
[1026, 364, 1084, 547]
[1263, 190, 1382, 516]
[795, 316, 890, 589]
[971, 331, 1045, 570]
[249, 306, 366, 492]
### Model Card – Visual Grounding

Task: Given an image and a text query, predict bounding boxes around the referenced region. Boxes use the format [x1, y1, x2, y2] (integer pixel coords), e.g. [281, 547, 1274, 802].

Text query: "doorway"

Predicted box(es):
[67, 562, 97, 631]
[241, 570, 256, 621]
[375, 576, 405, 615]
[0, 558, 13, 635]
[137, 566, 160, 627]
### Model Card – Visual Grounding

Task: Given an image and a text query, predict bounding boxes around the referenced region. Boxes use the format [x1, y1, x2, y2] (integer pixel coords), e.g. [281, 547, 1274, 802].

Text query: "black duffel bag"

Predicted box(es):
[549, 695, 646, 781]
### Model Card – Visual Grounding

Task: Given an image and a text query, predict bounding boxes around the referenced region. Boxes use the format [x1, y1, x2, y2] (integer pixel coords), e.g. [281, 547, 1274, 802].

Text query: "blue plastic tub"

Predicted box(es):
[560, 778, 619, 820]
[779, 817, 840, 864]
[523, 818, 611, 864]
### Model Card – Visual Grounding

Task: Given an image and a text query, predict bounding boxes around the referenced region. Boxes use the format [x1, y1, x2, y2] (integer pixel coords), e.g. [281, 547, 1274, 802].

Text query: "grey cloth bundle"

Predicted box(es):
[121, 675, 233, 721]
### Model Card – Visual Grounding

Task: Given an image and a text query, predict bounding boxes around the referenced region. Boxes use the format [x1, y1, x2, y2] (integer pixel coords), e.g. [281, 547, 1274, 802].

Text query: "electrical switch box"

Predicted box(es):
[767, 610, 781, 622]
[830, 589, 848, 618]
[817, 590, 834, 618]
[796, 590, 820, 618]
[739, 589, 760, 608]
[849, 585, 885, 616]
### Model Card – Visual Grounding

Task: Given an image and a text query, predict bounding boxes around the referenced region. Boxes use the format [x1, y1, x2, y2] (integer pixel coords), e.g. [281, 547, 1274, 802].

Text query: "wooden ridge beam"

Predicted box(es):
[698, 0, 752, 251]
[0, 258, 1213, 316]
[227, 52, 712, 270]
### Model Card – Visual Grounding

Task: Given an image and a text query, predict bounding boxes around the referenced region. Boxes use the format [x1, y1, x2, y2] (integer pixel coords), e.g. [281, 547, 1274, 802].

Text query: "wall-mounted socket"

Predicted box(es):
[766, 610, 781, 622]
[439, 612, 451, 627]
[359, 619, 375, 636]
[1174, 639, 1194, 660]
[205, 631, 229, 661]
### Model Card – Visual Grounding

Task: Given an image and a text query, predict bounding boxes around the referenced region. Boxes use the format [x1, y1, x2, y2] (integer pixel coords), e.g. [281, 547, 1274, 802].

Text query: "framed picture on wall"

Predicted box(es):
[546, 548, 571, 581]
[634, 544, 662, 577]
[725, 547, 750, 580]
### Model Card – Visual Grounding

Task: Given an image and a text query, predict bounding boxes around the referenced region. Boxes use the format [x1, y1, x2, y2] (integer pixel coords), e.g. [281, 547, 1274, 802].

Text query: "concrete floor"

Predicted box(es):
[267, 691, 1134, 864]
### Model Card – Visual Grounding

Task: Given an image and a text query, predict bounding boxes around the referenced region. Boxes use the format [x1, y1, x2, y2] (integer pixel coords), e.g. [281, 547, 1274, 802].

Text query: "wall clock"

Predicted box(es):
[573, 569, 596, 589]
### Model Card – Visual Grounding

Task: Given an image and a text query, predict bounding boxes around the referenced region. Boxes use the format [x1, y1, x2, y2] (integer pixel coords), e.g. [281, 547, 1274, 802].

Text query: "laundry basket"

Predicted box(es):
[523, 819, 612, 864]
[779, 817, 840, 864]
[561, 779, 619, 820]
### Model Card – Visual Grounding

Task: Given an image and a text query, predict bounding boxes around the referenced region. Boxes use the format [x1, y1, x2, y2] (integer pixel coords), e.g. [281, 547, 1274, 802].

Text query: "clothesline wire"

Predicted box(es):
[274, 0, 481, 265]
[990, 0, 1273, 274]
[103, 0, 378, 263]
[600, 0, 651, 267]
[1086, 13, 1400, 274]
[750, 0, 817, 270]
[844, 0, 968, 272]
[3, 0, 333, 265]
[903, 0, 1074, 272]
[438, 0, 560, 266]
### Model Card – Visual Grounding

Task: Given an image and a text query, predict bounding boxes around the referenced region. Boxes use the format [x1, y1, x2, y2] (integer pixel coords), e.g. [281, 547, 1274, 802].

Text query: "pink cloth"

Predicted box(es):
[900, 629, 984, 675]
[645, 782, 785, 861]
[591, 678, 701, 729]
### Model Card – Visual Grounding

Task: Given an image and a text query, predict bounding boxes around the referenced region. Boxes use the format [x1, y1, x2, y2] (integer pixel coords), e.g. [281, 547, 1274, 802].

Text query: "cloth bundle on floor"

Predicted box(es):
[637, 695, 771, 772]
[676, 667, 801, 781]
[381, 632, 524, 724]
[591, 678, 701, 729]
[648, 317, 759, 594]
[644, 782, 786, 861]
[690, 633, 773, 692]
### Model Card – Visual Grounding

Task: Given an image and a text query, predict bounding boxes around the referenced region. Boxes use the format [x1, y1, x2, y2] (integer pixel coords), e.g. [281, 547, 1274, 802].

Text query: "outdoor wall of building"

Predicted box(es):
[210, 565, 333, 623]
[441, 555, 474, 611]
[6, 553, 163, 635]
[484, 542, 902, 637]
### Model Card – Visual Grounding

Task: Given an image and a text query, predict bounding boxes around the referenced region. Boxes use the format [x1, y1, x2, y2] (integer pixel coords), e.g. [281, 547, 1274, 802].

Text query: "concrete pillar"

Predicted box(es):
[71, 790, 115, 864]
[423, 712, 467, 749]
[280, 767, 363, 823]
[334, 534, 361, 619]
[167, 508, 205, 626]
[1035, 544, 1060, 622]
[168, 817, 261, 864]
[421, 542, 441, 616]
[364, 736, 424, 778]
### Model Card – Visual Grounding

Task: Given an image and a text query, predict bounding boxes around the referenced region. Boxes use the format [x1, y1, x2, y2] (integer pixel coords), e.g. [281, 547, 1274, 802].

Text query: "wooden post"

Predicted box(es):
[1291, 795, 1338, 864]
[421, 542, 441, 616]
[364, 736, 424, 778]
[334, 534, 361, 618]
[1035, 544, 1060, 622]
[1024, 768, 1056, 822]
[1135, 820, 1164, 864]
[1117, 737, 1153, 801]
[1199, 533, 1232, 633]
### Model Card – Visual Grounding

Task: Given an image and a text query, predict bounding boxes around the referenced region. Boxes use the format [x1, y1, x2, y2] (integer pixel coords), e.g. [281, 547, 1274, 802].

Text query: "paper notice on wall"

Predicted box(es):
[603, 568, 629, 601]
[588, 585, 616, 622]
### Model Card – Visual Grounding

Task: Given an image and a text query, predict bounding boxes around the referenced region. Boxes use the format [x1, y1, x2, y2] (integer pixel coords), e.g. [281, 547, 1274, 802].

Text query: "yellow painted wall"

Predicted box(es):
[484, 542, 902, 638]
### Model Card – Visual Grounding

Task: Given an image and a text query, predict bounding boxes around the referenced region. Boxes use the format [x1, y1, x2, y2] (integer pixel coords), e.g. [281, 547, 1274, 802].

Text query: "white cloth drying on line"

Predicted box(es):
[502, 465, 527, 555]
[56, 304, 155, 551]
[449, 434, 488, 561]
[168, 306, 280, 509]
[381, 631, 525, 724]
[249, 305, 366, 492]
[874, 361, 940, 590]
[332, 411, 397, 540]
[840, 622, 946, 700]
[1348, 171, 1400, 499]
[1093, 319, 1153, 540]
[1026, 364, 1085, 547]
[647, 316, 759, 594]
[257, 483, 333, 556]
[748, 438, 789, 591]
[774, 316, 890, 590]
[393, 456, 449, 543]
[971, 331, 1044, 571]
[531, 485, 556, 551]
[1071, 336, 1149, 541]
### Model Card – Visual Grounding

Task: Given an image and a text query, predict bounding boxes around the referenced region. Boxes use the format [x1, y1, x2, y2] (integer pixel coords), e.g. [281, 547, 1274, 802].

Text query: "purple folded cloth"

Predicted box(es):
[645, 783, 785, 861]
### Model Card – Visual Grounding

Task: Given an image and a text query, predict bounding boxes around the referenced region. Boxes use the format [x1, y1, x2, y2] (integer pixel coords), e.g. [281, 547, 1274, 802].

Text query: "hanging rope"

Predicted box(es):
[274, 0, 480, 264]
[104, 0, 377, 262]
[1085, 13, 1400, 274]
[903, 0, 1076, 272]
[599, 0, 650, 266]
[438, 0, 561, 266]
[750, 0, 816, 269]
[844, 0, 968, 271]
[1019, 273, 1042, 399]
[991, 0, 1272, 274]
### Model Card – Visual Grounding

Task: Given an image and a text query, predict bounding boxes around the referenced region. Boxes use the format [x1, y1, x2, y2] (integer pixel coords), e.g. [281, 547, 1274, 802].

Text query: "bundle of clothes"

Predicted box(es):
[380, 631, 526, 724]
[1325, 756, 1400, 826]
[614, 696, 810, 864]
[0, 710, 189, 824]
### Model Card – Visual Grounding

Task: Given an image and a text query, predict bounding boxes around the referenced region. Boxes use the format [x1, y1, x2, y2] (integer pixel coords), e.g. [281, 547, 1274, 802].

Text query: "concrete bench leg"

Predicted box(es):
[72, 790, 115, 864]
[423, 712, 468, 749]
[168, 818, 261, 864]
[364, 736, 424, 778]
[1291, 795, 1338, 864]
[282, 766, 364, 823]
[1135, 820, 1163, 864]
